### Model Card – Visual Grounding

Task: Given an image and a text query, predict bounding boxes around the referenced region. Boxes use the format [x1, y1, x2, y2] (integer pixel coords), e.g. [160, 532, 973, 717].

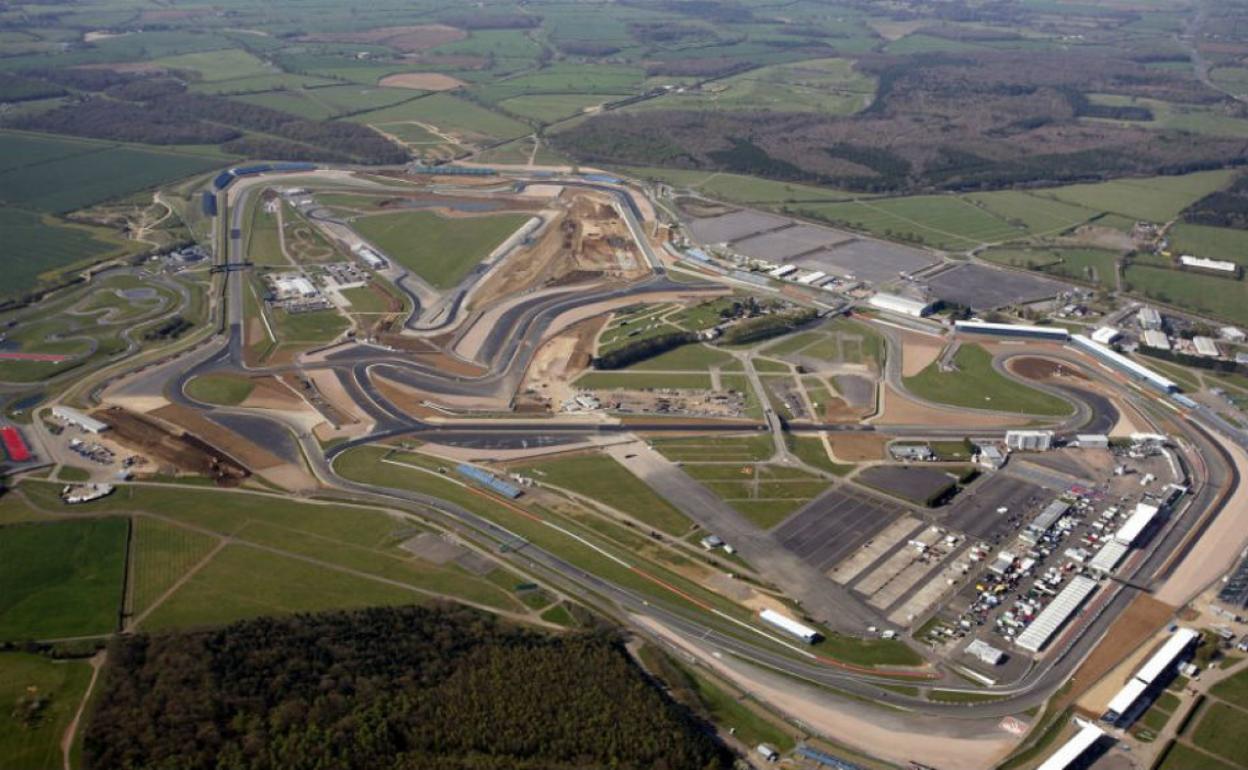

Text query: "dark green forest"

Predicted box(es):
[83, 604, 730, 770]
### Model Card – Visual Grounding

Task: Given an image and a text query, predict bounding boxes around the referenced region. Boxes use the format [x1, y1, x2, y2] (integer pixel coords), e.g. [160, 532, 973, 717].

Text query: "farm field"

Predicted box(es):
[499, 93, 624, 123]
[1, 208, 128, 298]
[904, 343, 1073, 415]
[629, 58, 876, 115]
[1085, 93, 1248, 138]
[518, 453, 693, 536]
[978, 246, 1119, 287]
[0, 652, 93, 770]
[349, 93, 531, 144]
[1046, 169, 1236, 223]
[616, 166, 858, 204]
[1168, 224, 1248, 266]
[352, 210, 530, 289]
[147, 49, 277, 82]
[1124, 264, 1248, 325]
[231, 84, 417, 121]
[797, 195, 1034, 251]
[0, 517, 128, 640]
[128, 517, 219, 618]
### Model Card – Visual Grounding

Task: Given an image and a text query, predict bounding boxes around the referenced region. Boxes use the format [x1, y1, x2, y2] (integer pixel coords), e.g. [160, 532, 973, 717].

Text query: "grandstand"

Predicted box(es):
[1102, 628, 1199, 726]
[456, 464, 522, 499]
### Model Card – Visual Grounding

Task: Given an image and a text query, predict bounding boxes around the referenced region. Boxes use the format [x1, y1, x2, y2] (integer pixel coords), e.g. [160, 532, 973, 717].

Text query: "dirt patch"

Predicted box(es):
[873, 385, 1026, 428]
[240, 375, 307, 411]
[1067, 593, 1175, 716]
[522, 315, 607, 409]
[373, 375, 443, 418]
[98, 406, 253, 484]
[149, 404, 283, 473]
[378, 72, 466, 91]
[826, 433, 889, 462]
[1008, 356, 1090, 381]
[302, 24, 466, 52]
[902, 334, 944, 377]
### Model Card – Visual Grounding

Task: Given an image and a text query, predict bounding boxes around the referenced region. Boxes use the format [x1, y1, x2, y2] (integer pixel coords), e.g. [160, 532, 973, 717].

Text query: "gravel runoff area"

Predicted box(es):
[771, 485, 908, 573]
[922, 263, 1072, 310]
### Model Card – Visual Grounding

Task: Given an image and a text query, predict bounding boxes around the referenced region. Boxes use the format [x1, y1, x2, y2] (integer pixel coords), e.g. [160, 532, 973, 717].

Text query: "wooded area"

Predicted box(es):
[83, 604, 730, 770]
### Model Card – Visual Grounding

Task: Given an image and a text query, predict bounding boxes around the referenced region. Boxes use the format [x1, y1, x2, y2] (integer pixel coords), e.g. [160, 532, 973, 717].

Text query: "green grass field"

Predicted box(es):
[631, 57, 875, 115]
[651, 433, 774, 462]
[184, 373, 255, 405]
[1156, 741, 1238, 770]
[904, 343, 1073, 415]
[141, 544, 421, 631]
[622, 343, 734, 371]
[978, 246, 1119, 287]
[682, 664, 796, 752]
[1045, 169, 1235, 222]
[1211, 666, 1248, 710]
[499, 93, 623, 123]
[270, 306, 349, 343]
[128, 517, 219, 618]
[349, 93, 531, 143]
[0, 652, 93, 770]
[1085, 93, 1248, 138]
[1124, 264, 1248, 325]
[352, 210, 530, 289]
[0, 518, 128, 640]
[1, 208, 127, 298]
[245, 196, 285, 266]
[1168, 224, 1248, 266]
[148, 49, 276, 82]
[1190, 702, 1248, 767]
[519, 454, 693, 535]
[615, 166, 857, 205]
[797, 194, 1031, 251]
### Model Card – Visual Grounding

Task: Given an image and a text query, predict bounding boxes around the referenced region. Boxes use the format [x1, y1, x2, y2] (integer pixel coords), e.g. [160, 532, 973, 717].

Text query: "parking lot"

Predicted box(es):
[686, 209, 790, 244]
[923, 263, 1071, 310]
[937, 473, 1049, 542]
[772, 485, 907, 572]
[794, 239, 938, 285]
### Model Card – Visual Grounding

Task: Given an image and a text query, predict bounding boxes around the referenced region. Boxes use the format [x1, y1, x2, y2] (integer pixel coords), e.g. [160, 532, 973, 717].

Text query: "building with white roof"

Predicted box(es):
[1193, 336, 1220, 357]
[1070, 335, 1178, 393]
[965, 639, 1006, 666]
[51, 406, 108, 434]
[1089, 540, 1129, 575]
[1138, 307, 1162, 330]
[867, 292, 932, 318]
[1036, 719, 1108, 770]
[1180, 255, 1237, 273]
[1220, 326, 1246, 342]
[1006, 430, 1054, 451]
[954, 320, 1069, 341]
[797, 270, 826, 285]
[1091, 326, 1121, 345]
[1016, 575, 1100, 653]
[1102, 628, 1199, 725]
[759, 609, 819, 643]
[1142, 329, 1170, 350]
[1114, 503, 1161, 547]
[768, 264, 798, 279]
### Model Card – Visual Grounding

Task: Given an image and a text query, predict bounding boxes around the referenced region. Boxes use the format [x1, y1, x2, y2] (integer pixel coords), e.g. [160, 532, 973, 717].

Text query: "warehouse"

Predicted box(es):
[965, 639, 1006, 666]
[1193, 336, 1220, 357]
[1091, 326, 1121, 345]
[1102, 628, 1199, 725]
[1006, 430, 1054, 451]
[1142, 330, 1170, 351]
[1114, 503, 1161, 547]
[1180, 254, 1237, 274]
[1089, 540, 1129, 575]
[353, 244, 387, 269]
[797, 270, 827, 285]
[1036, 719, 1109, 770]
[759, 609, 819, 643]
[953, 320, 1069, 341]
[1077, 434, 1109, 449]
[1138, 307, 1162, 330]
[52, 406, 108, 434]
[1070, 335, 1178, 393]
[867, 292, 932, 318]
[1016, 575, 1100, 653]
[768, 264, 798, 279]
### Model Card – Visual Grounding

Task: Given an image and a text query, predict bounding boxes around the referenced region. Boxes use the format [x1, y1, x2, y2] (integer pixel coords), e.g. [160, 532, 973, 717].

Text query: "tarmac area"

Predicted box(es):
[772, 485, 907, 573]
[936, 473, 1049, 543]
[857, 464, 957, 506]
[924, 263, 1072, 310]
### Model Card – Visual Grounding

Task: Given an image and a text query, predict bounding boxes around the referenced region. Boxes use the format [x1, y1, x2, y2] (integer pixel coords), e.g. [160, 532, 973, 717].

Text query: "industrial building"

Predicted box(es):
[1077, 434, 1109, 449]
[759, 609, 819, 643]
[1180, 254, 1237, 274]
[1091, 326, 1121, 345]
[1015, 575, 1100, 653]
[1102, 628, 1200, 725]
[953, 320, 1069, 341]
[1070, 334, 1179, 393]
[1193, 336, 1220, 357]
[768, 264, 798, 279]
[797, 270, 827, 285]
[1036, 719, 1109, 770]
[1114, 503, 1161, 547]
[52, 406, 108, 434]
[1006, 430, 1054, 452]
[1142, 330, 1170, 350]
[965, 639, 1006, 666]
[867, 292, 933, 318]
[1220, 326, 1246, 342]
[1138, 307, 1163, 330]
[352, 244, 387, 269]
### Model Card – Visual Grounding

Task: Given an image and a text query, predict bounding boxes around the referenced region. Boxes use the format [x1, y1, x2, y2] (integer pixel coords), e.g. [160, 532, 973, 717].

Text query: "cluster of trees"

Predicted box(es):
[83, 604, 730, 770]
[643, 59, 753, 78]
[438, 12, 539, 29]
[720, 308, 818, 345]
[1138, 345, 1247, 374]
[0, 72, 65, 102]
[1183, 174, 1248, 229]
[143, 315, 192, 341]
[555, 41, 622, 57]
[9, 73, 407, 165]
[592, 330, 698, 370]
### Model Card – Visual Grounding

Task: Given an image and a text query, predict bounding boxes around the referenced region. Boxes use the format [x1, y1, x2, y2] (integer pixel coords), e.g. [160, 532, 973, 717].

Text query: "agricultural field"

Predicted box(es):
[1085, 93, 1248, 138]
[904, 344, 1073, 416]
[0, 208, 129, 298]
[349, 93, 531, 146]
[519, 453, 693, 535]
[0, 652, 93, 770]
[978, 247, 1120, 288]
[0, 517, 128, 640]
[796, 195, 1040, 251]
[147, 49, 278, 83]
[352, 210, 531, 289]
[619, 166, 857, 205]
[629, 58, 876, 115]
[1123, 264, 1248, 325]
[1168, 224, 1248, 266]
[1047, 169, 1236, 223]
[128, 517, 219, 618]
[499, 93, 624, 123]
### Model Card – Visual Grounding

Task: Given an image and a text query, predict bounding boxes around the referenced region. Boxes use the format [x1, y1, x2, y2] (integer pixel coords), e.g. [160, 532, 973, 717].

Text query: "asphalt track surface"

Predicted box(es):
[153, 167, 1244, 728]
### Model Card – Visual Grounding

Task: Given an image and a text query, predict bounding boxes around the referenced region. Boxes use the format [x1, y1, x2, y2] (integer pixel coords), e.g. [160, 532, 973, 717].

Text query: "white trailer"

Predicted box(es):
[759, 609, 819, 643]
